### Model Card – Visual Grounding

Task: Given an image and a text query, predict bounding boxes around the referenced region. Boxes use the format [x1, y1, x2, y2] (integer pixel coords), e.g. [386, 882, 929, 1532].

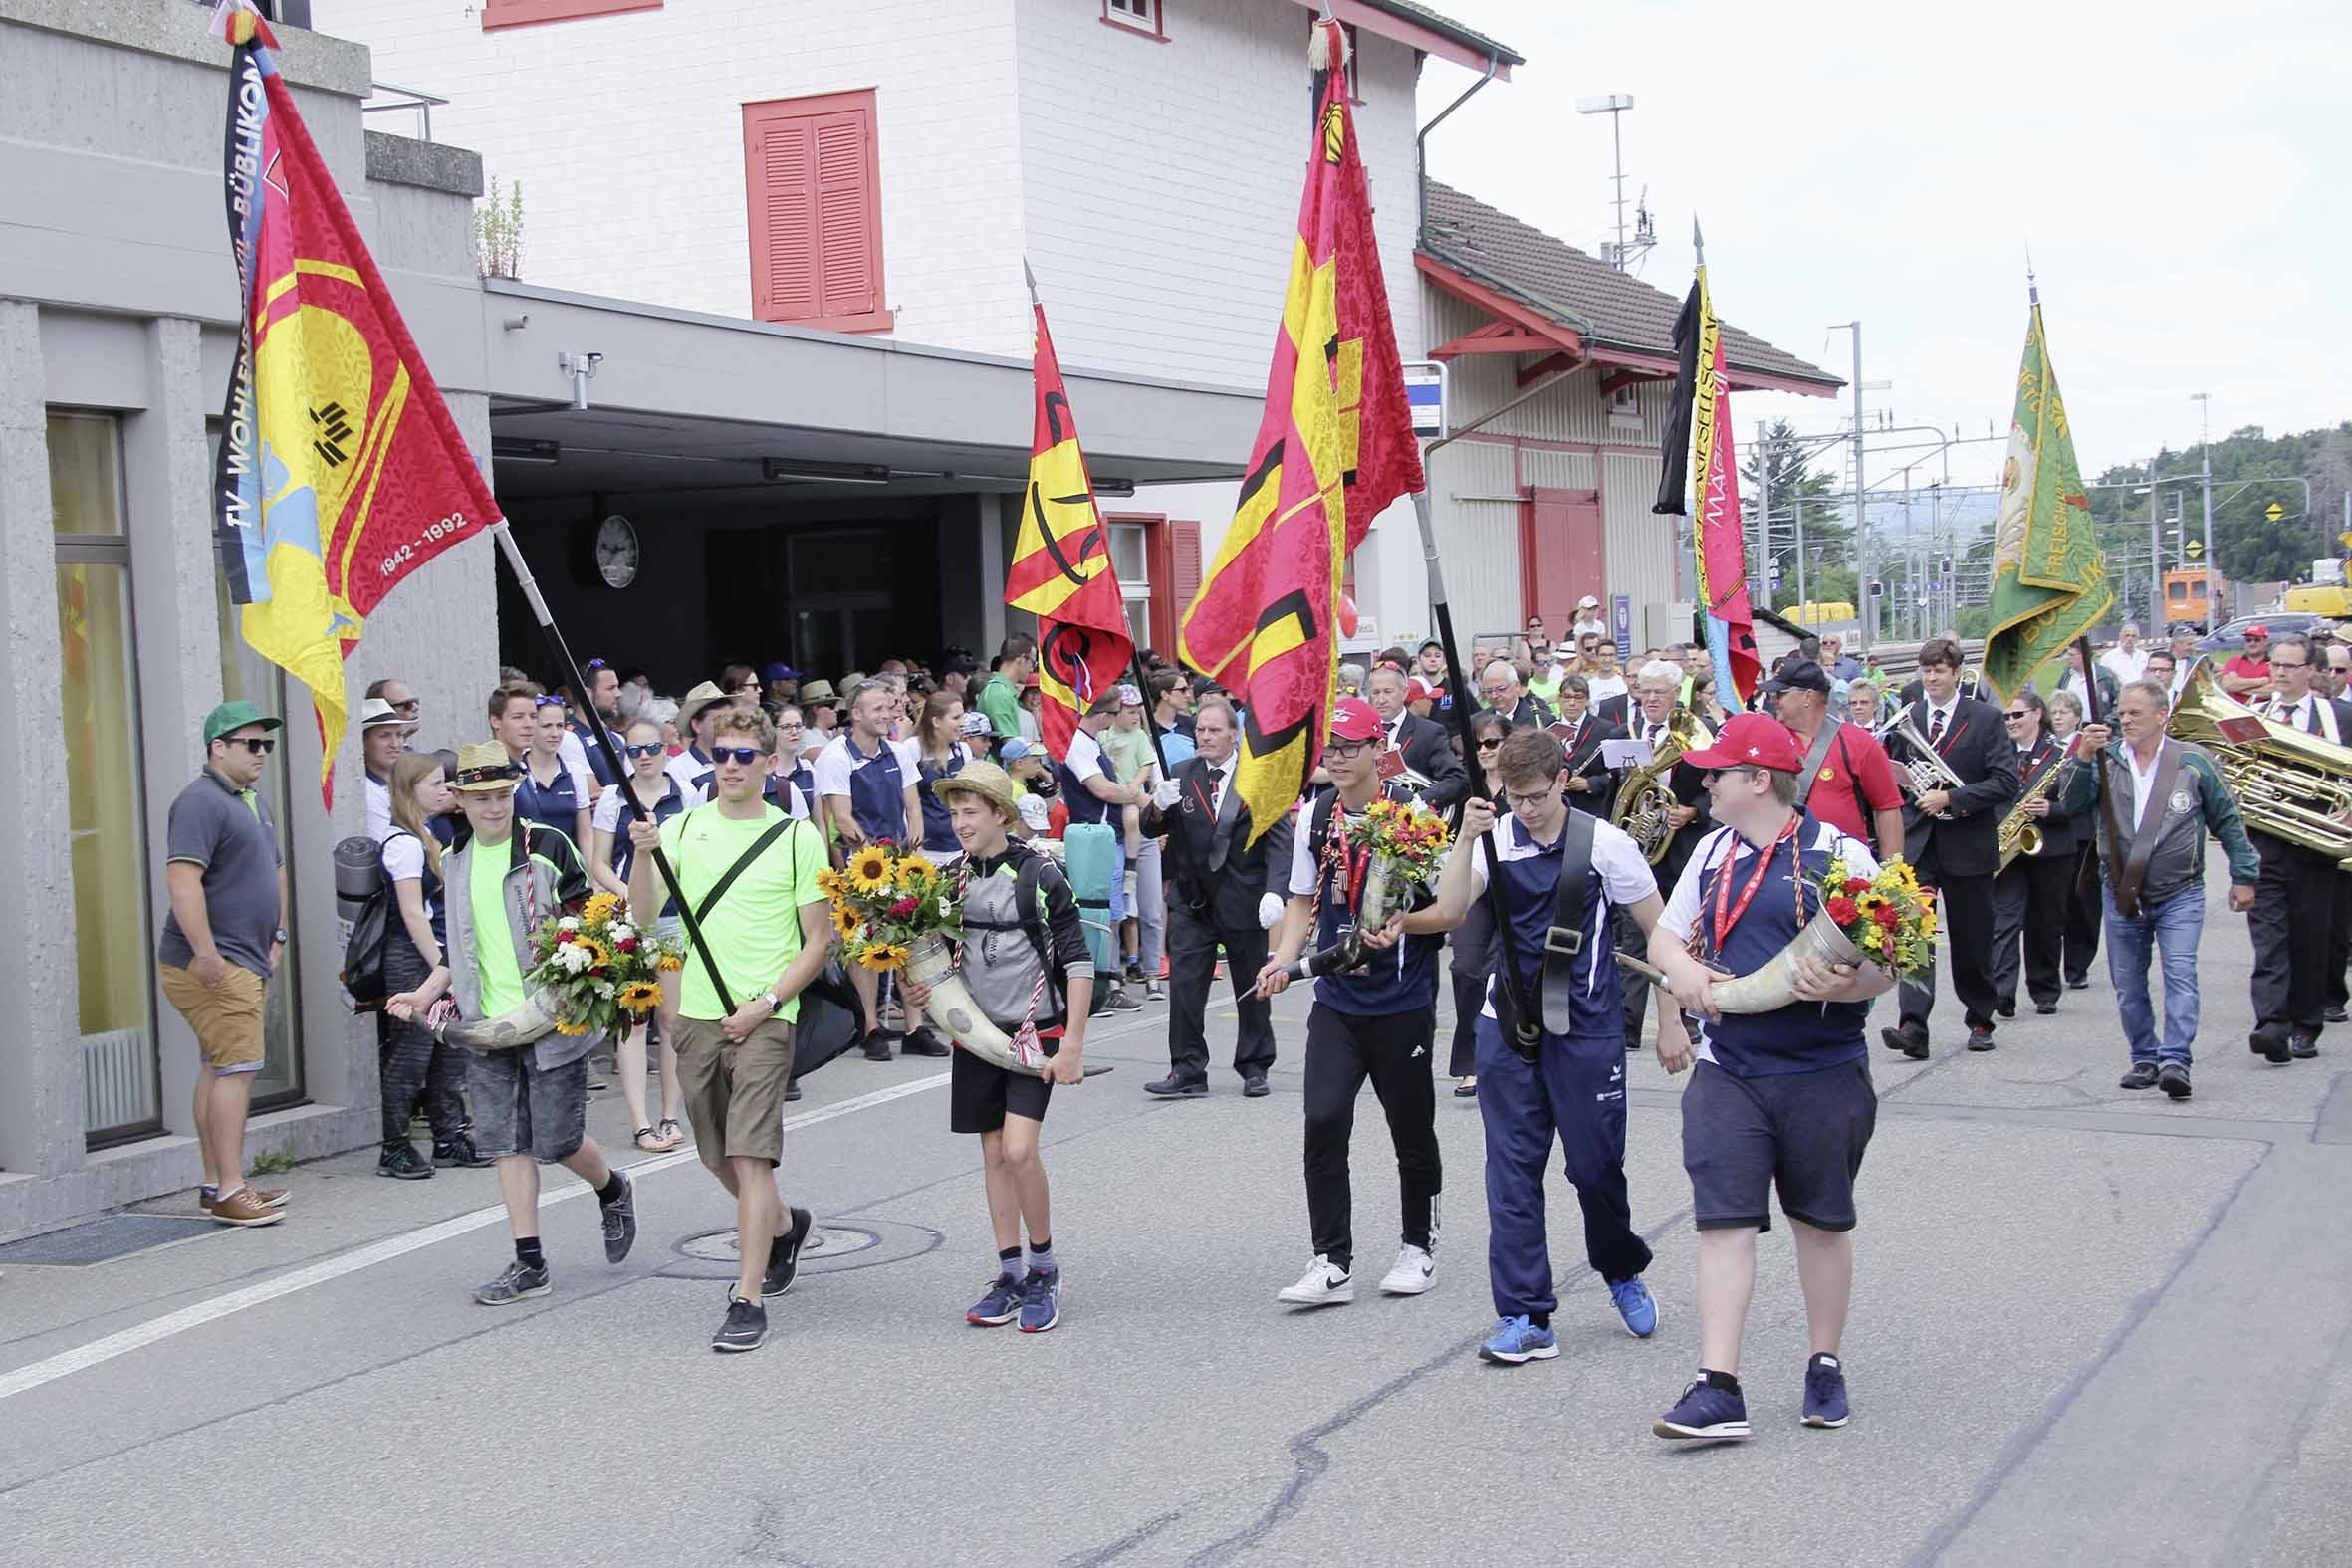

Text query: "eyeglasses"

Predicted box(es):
[222, 737, 276, 756]
[2003, 710, 2029, 719]
[1326, 739, 1375, 760]
[388, 698, 421, 715]
[1476, 738, 1504, 751]
[1505, 787, 1556, 808]
[623, 742, 665, 758]
[710, 747, 766, 766]
[2271, 658, 2308, 670]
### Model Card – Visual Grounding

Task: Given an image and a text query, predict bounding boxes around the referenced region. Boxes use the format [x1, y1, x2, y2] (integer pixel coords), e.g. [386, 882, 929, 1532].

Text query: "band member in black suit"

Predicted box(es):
[1366, 665, 1468, 810]
[1479, 658, 1554, 731]
[2246, 637, 2352, 1062]
[1880, 637, 2020, 1058]
[1140, 696, 1294, 1097]
[1990, 692, 2081, 1018]
[2043, 691, 2102, 989]
[1621, 659, 1715, 1052]
[1552, 674, 1622, 817]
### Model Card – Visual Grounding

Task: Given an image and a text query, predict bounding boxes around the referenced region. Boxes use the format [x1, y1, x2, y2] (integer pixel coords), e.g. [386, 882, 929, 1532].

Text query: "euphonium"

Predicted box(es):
[1613, 707, 1705, 865]
[1997, 738, 2080, 871]
[2165, 663, 2352, 868]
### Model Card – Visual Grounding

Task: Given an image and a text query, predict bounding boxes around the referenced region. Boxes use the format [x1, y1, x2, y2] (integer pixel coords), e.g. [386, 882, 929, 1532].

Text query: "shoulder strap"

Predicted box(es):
[1012, 853, 1054, 973]
[1308, 789, 1338, 859]
[692, 812, 794, 925]
[1789, 717, 1843, 809]
[2112, 741, 2186, 918]
[1535, 809, 1598, 1035]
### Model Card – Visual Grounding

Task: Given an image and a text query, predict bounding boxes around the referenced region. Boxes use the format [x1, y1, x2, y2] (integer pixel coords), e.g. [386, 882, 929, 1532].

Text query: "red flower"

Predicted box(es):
[616, 937, 638, 954]
[1842, 877, 1870, 896]
[555, 931, 574, 944]
[888, 896, 919, 919]
[1824, 896, 1860, 925]
[1872, 904, 1901, 930]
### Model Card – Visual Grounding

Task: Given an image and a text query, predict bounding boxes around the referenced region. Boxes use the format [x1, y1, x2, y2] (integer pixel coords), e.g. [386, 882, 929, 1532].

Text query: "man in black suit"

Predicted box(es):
[1881, 636, 2020, 1058]
[2247, 638, 2352, 1061]
[1139, 697, 1294, 1097]
[1366, 665, 1468, 809]
[1552, 674, 1622, 817]
[1479, 658, 1554, 730]
[1621, 659, 1715, 1052]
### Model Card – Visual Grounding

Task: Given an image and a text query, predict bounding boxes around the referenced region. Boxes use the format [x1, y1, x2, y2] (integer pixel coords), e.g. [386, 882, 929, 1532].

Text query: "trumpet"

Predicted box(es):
[1881, 711, 1965, 819]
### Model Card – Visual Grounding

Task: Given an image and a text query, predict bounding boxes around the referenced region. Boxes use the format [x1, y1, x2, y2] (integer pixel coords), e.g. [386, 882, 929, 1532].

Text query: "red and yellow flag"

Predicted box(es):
[1006, 277, 1133, 757]
[212, 3, 503, 804]
[1178, 22, 1424, 840]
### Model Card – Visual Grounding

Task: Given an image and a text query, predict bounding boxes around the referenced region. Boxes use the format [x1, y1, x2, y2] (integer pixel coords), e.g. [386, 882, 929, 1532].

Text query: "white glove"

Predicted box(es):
[1153, 778, 1182, 809]
[1259, 893, 1286, 930]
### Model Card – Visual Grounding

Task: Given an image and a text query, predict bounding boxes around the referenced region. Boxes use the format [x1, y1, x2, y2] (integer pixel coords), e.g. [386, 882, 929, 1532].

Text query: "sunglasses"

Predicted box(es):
[2004, 710, 2029, 719]
[388, 698, 421, 715]
[623, 742, 665, 758]
[710, 747, 766, 766]
[583, 658, 609, 673]
[1701, 766, 1762, 784]
[221, 736, 276, 756]
[1477, 738, 1504, 750]
[533, 695, 566, 709]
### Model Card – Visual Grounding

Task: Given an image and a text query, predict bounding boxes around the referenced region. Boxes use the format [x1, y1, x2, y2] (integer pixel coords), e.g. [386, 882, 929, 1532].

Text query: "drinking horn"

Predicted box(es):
[1617, 909, 1868, 1014]
[900, 934, 1110, 1078]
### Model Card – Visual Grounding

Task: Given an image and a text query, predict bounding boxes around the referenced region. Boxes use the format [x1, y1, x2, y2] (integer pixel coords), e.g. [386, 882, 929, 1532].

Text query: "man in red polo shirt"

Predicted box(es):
[1767, 658, 1905, 860]
[2219, 624, 2274, 700]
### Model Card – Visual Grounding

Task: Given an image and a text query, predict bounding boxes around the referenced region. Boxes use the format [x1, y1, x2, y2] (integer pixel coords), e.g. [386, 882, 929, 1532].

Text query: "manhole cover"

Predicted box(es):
[665, 1218, 938, 1280]
[0, 1214, 217, 1267]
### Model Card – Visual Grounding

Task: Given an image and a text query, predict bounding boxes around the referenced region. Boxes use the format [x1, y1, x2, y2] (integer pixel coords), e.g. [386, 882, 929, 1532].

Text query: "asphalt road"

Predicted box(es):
[3, 852, 2346, 1567]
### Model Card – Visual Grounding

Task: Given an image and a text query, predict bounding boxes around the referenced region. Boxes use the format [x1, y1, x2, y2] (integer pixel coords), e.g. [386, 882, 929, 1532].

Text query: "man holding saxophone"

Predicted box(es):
[1879, 638, 2019, 1059]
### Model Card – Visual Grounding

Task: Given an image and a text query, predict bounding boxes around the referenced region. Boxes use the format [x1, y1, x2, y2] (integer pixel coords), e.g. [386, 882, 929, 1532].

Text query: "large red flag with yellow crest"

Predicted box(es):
[1178, 22, 1423, 841]
[211, 2, 503, 804]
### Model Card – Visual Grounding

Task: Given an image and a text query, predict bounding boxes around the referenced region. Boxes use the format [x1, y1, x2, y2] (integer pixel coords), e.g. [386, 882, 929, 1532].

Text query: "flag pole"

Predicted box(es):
[1410, 487, 1542, 1059]
[489, 523, 739, 1015]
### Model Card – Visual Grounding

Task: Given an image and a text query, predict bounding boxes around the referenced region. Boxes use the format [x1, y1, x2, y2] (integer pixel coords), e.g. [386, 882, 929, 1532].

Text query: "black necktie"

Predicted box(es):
[1929, 708, 1946, 746]
[2307, 702, 2324, 737]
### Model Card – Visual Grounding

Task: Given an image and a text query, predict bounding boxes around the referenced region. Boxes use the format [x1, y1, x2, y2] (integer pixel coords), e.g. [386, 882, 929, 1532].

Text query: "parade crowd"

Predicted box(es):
[149, 599, 2336, 1440]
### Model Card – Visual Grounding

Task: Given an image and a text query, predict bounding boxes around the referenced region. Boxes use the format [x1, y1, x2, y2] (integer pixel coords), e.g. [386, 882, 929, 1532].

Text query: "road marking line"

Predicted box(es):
[0, 1073, 952, 1404]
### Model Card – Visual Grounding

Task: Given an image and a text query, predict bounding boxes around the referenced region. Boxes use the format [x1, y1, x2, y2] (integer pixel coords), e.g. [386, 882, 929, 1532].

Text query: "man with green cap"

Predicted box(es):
[157, 701, 291, 1228]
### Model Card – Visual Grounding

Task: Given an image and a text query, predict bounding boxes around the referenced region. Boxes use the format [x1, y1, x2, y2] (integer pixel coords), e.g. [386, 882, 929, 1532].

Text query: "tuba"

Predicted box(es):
[2166, 663, 2352, 867]
[1613, 708, 1706, 864]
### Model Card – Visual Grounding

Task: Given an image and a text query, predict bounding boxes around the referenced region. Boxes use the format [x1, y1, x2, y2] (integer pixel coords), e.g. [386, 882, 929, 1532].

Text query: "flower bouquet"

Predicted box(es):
[818, 843, 960, 974]
[1342, 796, 1454, 929]
[1816, 856, 1938, 977]
[523, 890, 684, 1038]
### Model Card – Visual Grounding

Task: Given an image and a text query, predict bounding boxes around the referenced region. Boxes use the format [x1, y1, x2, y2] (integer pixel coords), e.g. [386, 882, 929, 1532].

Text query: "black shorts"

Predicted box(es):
[949, 1041, 1056, 1135]
[1682, 1055, 1876, 1233]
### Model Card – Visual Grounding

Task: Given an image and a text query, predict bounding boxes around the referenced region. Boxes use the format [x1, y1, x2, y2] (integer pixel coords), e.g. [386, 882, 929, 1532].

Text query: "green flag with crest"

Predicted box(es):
[1981, 290, 2112, 704]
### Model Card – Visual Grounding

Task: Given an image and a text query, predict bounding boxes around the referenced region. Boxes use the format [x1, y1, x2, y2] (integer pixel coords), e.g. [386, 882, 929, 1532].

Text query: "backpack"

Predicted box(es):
[337, 833, 402, 1009]
[962, 851, 1100, 1026]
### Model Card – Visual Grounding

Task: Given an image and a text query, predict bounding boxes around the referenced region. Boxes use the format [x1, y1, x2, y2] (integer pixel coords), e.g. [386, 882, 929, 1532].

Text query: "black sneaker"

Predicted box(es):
[599, 1172, 637, 1264]
[1995, 999, 2016, 1019]
[2289, 1033, 2319, 1060]
[431, 1133, 495, 1169]
[1880, 1024, 1929, 1061]
[2066, 976, 2090, 991]
[2157, 1062, 2193, 1100]
[377, 1142, 435, 1181]
[1123, 962, 1147, 985]
[2118, 1061, 2161, 1090]
[2035, 1002, 2059, 1015]
[900, 1027, 952, 1058]
[1242, 1072, 1271, 1098]
[2327, 1005, 2349, 1024]
[861, 1029, 895, 1062]
[713, 1293, 768, 1353]
[763, 1206, 814, 1298]
[1966, 1026, 1997, 1052]
[475, 1258, 551, 1306]
[1103, 987, 1143, 1013]
[785, 1081, 803, 1102]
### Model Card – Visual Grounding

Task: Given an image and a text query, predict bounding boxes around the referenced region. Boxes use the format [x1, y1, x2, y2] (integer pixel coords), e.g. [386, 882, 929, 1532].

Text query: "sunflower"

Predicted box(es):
[574, 937, 610, 969]
[815, 867, 845, 898]
[554, 1015, 590, 1036]
[831, 905, 860, 939]
[581, 891, 622, 927]
[616, 981, 662, 1013]
[894, 854, 938, 890]
[856, 942, 909, 973]
[847, 846, 894, 894]
[657, 952, 684, 973]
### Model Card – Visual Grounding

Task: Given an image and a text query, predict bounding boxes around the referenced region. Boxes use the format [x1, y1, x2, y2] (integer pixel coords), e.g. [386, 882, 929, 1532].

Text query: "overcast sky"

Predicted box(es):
[1415, 0, 2348, 492]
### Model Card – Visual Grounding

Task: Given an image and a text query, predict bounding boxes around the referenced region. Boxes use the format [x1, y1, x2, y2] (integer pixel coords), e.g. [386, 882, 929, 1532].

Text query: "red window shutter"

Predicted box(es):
[743, 92, 892, 332]
[1170, 519, 1203, 612]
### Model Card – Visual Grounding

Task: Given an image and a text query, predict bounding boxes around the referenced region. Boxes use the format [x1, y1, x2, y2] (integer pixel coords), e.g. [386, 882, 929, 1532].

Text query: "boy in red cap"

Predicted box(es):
[1257, 698, 1448, 1307]
[1642, 712, 1895, 1442]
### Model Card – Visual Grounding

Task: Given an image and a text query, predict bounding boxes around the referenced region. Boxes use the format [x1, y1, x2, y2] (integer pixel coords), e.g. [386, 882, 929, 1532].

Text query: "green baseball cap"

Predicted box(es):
[202, 701, 285, 747]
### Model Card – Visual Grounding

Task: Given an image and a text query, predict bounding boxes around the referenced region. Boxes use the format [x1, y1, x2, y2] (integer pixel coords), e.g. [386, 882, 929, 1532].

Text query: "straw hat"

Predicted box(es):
[679, 680, 731, 724]
[931, 759, 1019, 820]
[451, 740, 522, 792]
[798, 678, 838, 703]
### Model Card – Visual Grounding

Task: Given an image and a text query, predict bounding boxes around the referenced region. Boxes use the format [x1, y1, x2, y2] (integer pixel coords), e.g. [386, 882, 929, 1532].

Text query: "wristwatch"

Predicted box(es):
[272, 927, 289, 944]
[760, 989, 782, 1012]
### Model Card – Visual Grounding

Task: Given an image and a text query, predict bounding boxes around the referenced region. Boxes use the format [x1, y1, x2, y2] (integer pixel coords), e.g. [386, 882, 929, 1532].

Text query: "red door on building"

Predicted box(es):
[1521, 486, 1605, 630]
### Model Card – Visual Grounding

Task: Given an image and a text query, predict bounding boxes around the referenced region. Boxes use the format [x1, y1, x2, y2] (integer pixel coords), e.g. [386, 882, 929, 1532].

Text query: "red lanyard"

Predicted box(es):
[1706, 817, 1798, 957]
[1323, 814, 1371, 908]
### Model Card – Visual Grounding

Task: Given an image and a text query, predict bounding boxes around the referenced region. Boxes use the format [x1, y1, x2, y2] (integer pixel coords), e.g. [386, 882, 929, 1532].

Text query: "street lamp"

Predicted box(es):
[2191, 393, 2216, 626]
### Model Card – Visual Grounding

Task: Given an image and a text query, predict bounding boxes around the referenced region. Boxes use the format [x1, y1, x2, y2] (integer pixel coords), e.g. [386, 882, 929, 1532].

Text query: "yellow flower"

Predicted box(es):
[847, 847, 894, 894]
[815, 867, 844, 898]
[856, 943, 909, 973]
[617, 982, 661, 1013]
[573, 937, 610, 969]
[895, 854, 938, 890]
[554, 1016, 589, 1036]
[581, 891, 621, 928]
[831, 905, 860, 939]
[657, 952, 684, 973]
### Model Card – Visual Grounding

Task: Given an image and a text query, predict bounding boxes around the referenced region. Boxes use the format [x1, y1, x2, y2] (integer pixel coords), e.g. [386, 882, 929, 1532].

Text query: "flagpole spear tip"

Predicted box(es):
[1022, 256, 1039, 302]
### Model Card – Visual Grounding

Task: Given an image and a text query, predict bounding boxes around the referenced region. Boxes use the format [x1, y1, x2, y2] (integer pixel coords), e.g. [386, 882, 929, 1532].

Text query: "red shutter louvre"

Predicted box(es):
[1169, 519, 1204, 612]
[743, 92, 892, 333]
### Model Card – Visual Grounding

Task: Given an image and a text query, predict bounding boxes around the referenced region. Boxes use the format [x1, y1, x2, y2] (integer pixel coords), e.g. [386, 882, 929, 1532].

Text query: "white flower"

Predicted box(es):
[558, 916, 582, 932]
[554, 943, 592, 975]
[610, 922, 635, 943]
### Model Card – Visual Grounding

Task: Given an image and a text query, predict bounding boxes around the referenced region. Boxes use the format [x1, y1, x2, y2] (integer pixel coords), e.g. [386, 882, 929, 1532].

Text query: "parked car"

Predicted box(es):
[2199, 611, 2331, 654]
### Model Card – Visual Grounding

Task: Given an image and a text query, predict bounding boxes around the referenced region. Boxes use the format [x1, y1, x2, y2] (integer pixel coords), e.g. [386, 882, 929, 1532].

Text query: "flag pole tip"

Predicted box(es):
[1308, 15, 1343, 70]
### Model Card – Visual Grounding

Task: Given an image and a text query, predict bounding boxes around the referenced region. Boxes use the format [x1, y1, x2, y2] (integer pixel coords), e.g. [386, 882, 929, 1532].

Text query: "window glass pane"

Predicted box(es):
[215, 567, 305, 1106]
[1125, 598, 1150, 652]
[1108, 523, 1147, 585]
[49, 413, 127, 537]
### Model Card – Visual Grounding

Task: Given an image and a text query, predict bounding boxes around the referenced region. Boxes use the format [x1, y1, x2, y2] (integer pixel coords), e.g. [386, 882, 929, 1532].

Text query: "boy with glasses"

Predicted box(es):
[815, 680, 924, 1054]
[158, 702, 292, 1228]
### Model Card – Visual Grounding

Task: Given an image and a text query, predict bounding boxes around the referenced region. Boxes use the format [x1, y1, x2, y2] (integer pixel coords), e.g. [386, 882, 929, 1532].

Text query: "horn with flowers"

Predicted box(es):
[1618, 855, 1938, 1012]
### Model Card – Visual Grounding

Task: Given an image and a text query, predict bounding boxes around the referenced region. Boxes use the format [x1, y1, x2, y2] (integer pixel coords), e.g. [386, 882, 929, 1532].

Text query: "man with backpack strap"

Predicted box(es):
[897, 761, 1095, 1335]
[629, 704, 831, 1354]
[1256, 699, 1449, 1309]
[1765, 659, 1905, 859]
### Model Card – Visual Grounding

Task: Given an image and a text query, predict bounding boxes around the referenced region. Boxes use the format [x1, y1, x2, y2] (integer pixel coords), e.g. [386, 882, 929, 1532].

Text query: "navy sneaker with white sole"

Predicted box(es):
[1655, 1375, 1751, 1441]
[1019, 1268, 1063, 1332]
[967, 1272, 1025, 1326]
[1802, 1353, 1850, 1428]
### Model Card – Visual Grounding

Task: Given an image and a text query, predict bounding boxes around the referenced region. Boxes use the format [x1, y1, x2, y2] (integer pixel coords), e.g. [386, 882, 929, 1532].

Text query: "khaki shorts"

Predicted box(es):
[672, 1015, 797, 1171]
[158, 962, 267, 1073]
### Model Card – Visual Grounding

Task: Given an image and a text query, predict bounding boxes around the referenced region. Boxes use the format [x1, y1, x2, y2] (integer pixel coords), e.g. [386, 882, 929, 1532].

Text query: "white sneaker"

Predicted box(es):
[1276, 1254, 1354, 1306]
[1378, 1244, 1436, 1295]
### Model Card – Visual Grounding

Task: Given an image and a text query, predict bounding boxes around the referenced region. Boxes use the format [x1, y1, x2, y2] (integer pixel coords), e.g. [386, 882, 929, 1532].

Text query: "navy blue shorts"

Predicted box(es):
[1681, 1055, 1875, 1233]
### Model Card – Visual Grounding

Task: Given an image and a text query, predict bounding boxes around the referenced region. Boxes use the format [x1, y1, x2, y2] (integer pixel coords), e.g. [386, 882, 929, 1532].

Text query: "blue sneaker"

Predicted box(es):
[965, 1272, 1024, 1326]
[1802, 1353, 1850, 1428]
[1018, 1267, 1062, 1333]
[1654, 1375, 1751, 1442]
[1608, 1275, 1658, 1338]
[1477, 1314, 1559, 1365]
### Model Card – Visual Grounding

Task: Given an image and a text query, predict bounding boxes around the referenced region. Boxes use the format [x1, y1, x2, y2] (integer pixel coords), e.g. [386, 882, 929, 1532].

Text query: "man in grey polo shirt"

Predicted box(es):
[156, 701, 291, 1229]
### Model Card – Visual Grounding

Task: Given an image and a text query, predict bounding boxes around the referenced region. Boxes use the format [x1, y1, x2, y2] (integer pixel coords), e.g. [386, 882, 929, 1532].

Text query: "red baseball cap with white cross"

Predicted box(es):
[1679, 713, 1805, 773]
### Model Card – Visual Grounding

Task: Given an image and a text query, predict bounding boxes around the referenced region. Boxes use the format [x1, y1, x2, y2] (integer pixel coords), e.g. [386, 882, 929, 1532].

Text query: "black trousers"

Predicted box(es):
[1302, 1004, 1441, 1271]
[2328, 872, 2352, 1012]
[2063, 843, 2102, 985]
[1621, 830, 1695, 1048]
[1991, 852, 2071, 1008]
[379, 937, 467, 1148]
[1897, 839, 1998, 1034]
[1164, 900, 1275, 1083]
[2250, 831, 2337, 1037]
[1448, 970, 1485, 1077]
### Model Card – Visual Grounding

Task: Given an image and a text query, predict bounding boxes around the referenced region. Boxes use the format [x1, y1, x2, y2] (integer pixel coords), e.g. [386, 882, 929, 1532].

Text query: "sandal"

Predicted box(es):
[657, 1118, 685, 1148]
[633, 1126, 672, 1153]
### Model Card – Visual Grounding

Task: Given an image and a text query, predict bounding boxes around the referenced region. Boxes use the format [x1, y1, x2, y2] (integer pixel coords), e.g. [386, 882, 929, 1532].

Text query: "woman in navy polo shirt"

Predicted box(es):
[591, 717, 691, 1152]
[516, 695, 593, 872]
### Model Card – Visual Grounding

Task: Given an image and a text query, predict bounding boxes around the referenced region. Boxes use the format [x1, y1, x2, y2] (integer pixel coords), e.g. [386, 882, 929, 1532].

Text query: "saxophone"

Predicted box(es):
[1613, 707, 1706, 865]
[1997, 739, 2078, 871]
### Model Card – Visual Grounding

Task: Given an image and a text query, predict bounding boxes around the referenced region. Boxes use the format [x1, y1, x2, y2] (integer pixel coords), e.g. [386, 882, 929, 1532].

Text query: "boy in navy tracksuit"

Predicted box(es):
[1427, 728, 1688, 1365]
